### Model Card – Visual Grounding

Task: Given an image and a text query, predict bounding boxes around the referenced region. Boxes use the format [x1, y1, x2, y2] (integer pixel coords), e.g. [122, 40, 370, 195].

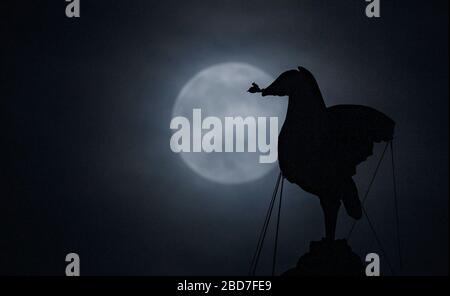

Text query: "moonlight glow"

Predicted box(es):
[172, 63, 287, 185]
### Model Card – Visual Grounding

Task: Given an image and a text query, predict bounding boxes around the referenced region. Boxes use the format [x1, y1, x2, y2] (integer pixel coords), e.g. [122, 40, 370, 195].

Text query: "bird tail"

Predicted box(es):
[341, 179, 362, 220]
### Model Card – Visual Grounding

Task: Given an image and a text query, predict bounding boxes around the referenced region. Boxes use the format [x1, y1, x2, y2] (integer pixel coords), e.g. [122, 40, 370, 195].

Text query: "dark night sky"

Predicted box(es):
[1, 0, 448, 275]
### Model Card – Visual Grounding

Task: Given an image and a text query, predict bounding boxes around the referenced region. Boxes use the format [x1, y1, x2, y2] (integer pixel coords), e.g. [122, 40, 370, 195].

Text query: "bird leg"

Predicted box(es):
[320, 198, 341, 242]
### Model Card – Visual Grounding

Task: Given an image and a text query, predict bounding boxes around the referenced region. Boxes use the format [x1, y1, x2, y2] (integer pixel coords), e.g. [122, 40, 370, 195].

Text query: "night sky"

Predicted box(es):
[1, 0, 448, 275]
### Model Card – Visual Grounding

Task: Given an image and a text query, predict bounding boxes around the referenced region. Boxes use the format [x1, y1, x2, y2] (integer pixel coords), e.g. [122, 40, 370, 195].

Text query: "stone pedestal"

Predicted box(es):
[283, 239, 364, 276]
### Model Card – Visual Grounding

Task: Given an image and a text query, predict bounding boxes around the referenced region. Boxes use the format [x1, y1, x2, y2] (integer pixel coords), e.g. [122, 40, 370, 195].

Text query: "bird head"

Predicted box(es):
[262, 68, 302, 97]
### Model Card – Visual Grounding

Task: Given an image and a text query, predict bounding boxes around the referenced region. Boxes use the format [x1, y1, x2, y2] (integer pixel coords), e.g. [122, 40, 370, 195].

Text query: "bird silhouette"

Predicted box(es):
[248, 67, 395, 242]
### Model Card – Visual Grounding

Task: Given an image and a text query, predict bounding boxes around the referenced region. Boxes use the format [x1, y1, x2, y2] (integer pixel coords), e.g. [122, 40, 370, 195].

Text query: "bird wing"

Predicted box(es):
[325, 104, 395, 175]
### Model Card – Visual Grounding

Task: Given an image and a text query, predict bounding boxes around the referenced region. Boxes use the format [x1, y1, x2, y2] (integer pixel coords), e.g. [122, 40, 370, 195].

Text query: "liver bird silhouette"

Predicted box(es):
[248, 67, 395, 241]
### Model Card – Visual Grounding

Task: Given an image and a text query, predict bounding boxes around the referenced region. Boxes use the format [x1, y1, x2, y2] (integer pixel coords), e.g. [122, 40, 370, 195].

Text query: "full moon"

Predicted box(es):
[172, 62, 287, 185]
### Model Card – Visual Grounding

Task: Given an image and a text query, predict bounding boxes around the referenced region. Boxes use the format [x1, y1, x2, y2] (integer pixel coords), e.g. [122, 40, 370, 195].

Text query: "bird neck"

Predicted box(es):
[285, 90, 326, 127]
